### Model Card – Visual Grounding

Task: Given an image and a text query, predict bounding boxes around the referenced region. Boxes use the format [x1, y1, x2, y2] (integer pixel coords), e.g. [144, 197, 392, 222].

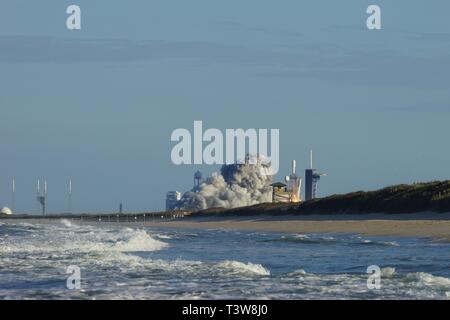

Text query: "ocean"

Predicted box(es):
[0, 219, 449, 299]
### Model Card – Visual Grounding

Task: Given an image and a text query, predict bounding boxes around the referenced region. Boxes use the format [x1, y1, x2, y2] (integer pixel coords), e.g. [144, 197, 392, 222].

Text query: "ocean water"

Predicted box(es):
[0, 219, 449, 300]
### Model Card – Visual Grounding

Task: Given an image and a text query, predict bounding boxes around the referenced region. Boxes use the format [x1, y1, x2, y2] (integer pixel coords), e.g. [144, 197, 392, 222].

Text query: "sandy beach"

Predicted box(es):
[140, 213, 450, 240]
[6, 212, 450, 240]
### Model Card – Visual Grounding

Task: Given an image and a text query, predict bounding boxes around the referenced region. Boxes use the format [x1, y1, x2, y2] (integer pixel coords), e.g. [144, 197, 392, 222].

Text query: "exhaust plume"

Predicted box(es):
[178, 156, 273, 210]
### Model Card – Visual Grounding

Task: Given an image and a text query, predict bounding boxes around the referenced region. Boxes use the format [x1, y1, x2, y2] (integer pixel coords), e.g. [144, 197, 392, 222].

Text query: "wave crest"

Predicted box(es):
[381, 267, 396, 278]
[0, 225, 168, 254]
[217, 260, 270, 276]
[407, 272, 450, 287]
[112, 230, 168, 252]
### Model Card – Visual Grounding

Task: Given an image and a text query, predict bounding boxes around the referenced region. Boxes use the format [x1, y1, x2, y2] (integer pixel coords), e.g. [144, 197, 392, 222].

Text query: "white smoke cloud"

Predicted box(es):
[178, 159, 273, 210]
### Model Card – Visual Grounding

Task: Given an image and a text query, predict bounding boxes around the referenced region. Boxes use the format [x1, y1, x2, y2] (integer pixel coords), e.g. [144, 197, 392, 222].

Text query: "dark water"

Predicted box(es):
[0, 220, 449, 299]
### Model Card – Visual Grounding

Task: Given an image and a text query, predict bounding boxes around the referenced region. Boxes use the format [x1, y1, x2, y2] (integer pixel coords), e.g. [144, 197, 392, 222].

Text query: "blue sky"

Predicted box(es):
[1, 1, 450, 213]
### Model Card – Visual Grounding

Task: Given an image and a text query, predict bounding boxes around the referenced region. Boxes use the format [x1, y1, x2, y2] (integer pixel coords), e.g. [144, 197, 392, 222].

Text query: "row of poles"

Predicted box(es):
[7, 178, 72, 215]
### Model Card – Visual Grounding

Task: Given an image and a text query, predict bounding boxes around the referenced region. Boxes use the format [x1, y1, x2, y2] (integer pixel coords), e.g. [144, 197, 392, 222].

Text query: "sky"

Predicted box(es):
[1, 0, 450, 213]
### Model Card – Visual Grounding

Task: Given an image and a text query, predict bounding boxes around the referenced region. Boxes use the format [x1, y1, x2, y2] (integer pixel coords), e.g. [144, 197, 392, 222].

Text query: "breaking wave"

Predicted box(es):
[358, 239, 399, 247]
[381, 267, 396, 278]
[0, 224, 168, 254]
[217, 260, 271, 276]
[285, 269, 308, 277]
[60, 219, 74, 228]
[111, 230, 168, 252]
[407, 272, 450, 287]
[1, 221, 449, 299]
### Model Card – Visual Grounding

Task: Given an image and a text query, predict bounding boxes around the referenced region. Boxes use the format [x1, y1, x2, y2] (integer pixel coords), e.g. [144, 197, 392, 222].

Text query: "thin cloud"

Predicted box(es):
[1, 34, 449, 89]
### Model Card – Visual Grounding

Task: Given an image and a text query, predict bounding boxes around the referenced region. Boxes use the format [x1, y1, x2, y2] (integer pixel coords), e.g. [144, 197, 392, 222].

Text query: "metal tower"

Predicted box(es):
[11, 178, 15, 213]
[304, 150, 327, 201]
[194, 170, 202, 189]
[68, 179, 72, 214]
[36, 179, 47, 216]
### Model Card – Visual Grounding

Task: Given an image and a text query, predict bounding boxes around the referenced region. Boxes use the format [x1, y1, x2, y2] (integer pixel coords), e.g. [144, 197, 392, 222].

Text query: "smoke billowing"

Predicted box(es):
[178, 160, 273, 210]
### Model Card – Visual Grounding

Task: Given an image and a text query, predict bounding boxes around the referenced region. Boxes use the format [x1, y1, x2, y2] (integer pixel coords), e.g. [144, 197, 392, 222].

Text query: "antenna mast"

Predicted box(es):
[11, 178, 15, 212]
[36, 179, 47, 216]
[68, 179, 72, 214]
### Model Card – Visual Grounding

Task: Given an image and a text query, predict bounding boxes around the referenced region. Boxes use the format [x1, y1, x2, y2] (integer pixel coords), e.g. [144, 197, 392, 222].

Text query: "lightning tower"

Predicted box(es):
[11, 178, 15, 213]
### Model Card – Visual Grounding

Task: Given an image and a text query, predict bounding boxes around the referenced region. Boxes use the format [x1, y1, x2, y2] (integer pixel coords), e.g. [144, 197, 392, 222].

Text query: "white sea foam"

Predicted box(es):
[360, 239, 399, 246]
[381, 267, 396, 278]
[60, 219, 73, 228]
[155, 234, 172, 240]
[1, 221, 449, 300]
[286, 269, 308, 277]
[0, 225, 168, 254]
[407, 272, 450, 287]
[294, 234, 309, 239]
[217, 260, 271, 276]
[111, 230, 168, 252]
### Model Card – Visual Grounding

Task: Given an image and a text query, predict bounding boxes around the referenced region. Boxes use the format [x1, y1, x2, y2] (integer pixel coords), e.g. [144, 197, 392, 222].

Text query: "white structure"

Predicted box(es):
[0, 207, 12, 216]
[286, 160, 302, 202]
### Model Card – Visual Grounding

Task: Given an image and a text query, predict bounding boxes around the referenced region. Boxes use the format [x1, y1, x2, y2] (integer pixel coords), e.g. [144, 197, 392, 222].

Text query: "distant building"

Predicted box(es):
[166, 191, 181, 211]
[271, 182, 291, 203]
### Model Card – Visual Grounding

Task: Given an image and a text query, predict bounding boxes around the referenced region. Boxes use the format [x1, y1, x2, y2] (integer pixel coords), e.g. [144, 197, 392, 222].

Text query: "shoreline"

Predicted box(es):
[141, 214, 450, 241]
[6, 212, 450, 241]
